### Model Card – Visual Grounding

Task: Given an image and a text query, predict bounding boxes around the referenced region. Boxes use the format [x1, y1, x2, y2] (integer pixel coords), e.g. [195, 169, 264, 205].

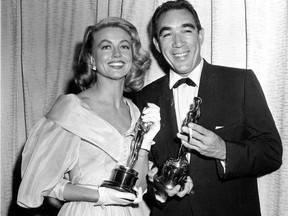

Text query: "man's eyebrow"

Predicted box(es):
[158, 23, 197, 36]
[182, 23, 196, 29]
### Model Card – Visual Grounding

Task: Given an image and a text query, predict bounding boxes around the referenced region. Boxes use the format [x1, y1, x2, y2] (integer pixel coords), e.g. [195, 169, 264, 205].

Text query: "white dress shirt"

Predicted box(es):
[169, 59, 203, 162]
[169, 59, 226, 171]
[169, 59, 203, 132]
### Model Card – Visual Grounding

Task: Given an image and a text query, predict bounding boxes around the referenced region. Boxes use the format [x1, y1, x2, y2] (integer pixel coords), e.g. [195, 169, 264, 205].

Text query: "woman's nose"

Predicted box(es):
[113, 48, 121, 58]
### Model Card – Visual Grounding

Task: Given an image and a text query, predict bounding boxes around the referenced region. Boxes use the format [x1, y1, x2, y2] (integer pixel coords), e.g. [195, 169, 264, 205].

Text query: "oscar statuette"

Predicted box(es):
[153, 97, 202, 194]
[101, 112, 152, 194]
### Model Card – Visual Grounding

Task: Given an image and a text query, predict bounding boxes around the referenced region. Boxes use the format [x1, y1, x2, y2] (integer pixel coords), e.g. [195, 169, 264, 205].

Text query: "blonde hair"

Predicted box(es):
[75, 17, 151, 92]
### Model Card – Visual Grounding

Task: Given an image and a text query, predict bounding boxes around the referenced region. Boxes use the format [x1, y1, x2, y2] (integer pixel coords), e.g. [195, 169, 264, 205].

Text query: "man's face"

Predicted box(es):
[153, 9, 204, 76]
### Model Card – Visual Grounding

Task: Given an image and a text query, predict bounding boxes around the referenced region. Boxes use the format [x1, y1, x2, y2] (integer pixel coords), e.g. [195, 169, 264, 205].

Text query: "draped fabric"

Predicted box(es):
[1, 0, 287, 215]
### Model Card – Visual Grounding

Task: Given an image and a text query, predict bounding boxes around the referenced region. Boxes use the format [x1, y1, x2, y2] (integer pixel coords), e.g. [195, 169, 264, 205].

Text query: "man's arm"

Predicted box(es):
[178, 70, 282, 180]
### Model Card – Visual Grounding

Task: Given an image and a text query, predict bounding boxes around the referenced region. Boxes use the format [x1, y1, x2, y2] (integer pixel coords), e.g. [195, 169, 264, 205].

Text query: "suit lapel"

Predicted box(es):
[159, 76, 181, 157]
[189, 61, 217, 175]
[197, 61, 217, 130]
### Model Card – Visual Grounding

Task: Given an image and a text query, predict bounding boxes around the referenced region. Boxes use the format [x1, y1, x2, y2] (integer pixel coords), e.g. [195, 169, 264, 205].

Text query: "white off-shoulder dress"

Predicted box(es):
[17, 94, 144, 216]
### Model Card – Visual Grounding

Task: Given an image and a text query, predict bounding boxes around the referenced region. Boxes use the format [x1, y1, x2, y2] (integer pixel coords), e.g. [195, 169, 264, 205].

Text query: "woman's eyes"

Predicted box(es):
[101, 44, 130, 50]
[101, 45, 111, 50]
[120, 45, 130, 49]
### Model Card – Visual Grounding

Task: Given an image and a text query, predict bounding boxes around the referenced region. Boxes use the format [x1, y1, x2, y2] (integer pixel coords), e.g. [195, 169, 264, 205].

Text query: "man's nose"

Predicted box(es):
[172, 34, 185, 48]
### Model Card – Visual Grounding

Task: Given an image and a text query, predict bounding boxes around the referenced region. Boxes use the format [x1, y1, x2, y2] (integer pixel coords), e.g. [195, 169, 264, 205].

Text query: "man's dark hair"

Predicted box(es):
[151, 0, 202, 41]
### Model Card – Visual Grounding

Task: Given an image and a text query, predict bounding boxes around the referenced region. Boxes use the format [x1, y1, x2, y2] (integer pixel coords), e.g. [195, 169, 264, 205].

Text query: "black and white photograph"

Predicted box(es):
[1, 0, 288, 215]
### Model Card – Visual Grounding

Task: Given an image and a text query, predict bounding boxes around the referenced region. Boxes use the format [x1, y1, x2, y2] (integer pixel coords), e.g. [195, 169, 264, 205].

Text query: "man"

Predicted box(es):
[133, 0, 282, 215]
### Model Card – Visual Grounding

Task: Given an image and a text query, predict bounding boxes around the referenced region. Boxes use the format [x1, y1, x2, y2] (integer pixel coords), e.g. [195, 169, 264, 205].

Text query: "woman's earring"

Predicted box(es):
[90, 56, 97, 71]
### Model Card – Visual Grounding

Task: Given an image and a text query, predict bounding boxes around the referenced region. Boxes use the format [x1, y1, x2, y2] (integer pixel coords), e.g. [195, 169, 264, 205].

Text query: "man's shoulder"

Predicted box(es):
[142, 75, 168, 92]
[206, 61, 253, 79]
[131, 76, 168, 108]
[207, 62, 249, 73]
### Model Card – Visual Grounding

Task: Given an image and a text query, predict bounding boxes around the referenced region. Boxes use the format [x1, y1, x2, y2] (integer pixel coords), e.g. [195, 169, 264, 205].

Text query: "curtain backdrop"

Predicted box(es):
[2, 0, 288, 215]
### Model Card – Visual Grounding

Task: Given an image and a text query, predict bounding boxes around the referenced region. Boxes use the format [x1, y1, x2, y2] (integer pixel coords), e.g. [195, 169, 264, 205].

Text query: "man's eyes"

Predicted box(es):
[161, 32, 172, 38]
[161, 29, 193, 38]
[184, 29, 193, 33]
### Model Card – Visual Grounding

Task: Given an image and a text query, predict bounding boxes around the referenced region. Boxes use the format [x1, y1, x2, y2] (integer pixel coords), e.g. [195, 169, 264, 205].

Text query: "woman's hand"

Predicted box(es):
[141, 103, 161, 151]
[96, 187, 143, 206]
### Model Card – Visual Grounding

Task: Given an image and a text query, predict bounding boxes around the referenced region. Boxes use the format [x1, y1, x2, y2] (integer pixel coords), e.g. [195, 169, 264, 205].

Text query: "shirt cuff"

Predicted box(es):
[220, 159, 226, 173]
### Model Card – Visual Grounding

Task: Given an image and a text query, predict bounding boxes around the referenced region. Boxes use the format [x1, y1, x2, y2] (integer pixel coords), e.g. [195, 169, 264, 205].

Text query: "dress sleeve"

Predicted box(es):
[48, 178, 70, 201]
[17, 117, 81, 208]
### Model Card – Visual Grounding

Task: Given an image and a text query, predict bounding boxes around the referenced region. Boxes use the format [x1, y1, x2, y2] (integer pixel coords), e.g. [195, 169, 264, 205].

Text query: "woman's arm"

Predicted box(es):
[63, 183, 139, 205]
[63, 184, 99, 202]
[133, 149, 149, 191]
[133, 103, 160, 191]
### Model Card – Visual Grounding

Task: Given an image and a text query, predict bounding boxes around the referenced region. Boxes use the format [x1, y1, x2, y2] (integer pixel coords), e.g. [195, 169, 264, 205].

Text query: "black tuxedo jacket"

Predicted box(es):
[133, 60, 282, 216]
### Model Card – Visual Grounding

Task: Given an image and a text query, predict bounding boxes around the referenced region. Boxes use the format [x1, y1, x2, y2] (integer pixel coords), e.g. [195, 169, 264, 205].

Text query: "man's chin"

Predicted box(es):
[171, 67, 193, 76]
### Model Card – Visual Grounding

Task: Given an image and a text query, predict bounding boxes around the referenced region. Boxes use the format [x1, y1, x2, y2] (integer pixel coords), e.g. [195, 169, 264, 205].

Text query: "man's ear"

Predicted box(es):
[199, 28, 204, 46]
[153, 37, 161, 53]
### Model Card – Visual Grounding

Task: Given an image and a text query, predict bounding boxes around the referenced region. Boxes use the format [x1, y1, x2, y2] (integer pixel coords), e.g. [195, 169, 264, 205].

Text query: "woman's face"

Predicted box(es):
[91, 27, 133, 81]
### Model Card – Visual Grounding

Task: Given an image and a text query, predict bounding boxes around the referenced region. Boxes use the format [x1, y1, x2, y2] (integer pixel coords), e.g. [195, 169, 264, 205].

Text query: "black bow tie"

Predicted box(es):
[173, 78, 196, 88]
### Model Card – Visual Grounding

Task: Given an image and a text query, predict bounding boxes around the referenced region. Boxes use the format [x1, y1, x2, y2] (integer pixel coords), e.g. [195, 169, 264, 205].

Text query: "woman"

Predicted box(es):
[17, 17, 160, 216]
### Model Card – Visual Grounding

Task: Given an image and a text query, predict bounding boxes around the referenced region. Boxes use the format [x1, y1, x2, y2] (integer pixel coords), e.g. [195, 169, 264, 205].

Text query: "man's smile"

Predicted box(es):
[173, 51, 189, 59]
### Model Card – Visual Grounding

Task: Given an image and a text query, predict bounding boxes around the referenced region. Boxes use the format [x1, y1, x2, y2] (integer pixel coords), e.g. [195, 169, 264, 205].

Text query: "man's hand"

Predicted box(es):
[165, 176, 193, 198]
[177, 123, 226, 160]
[147, 166, 158, 182]
[148, 167, 194, 199]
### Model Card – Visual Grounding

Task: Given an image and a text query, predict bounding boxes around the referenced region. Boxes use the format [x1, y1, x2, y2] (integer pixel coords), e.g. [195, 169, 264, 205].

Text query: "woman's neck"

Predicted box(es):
[83, 80, 125, 109]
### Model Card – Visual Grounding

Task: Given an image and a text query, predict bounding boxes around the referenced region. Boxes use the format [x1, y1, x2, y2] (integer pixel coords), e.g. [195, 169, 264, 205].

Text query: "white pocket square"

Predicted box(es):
[215, 126, 224, 130]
